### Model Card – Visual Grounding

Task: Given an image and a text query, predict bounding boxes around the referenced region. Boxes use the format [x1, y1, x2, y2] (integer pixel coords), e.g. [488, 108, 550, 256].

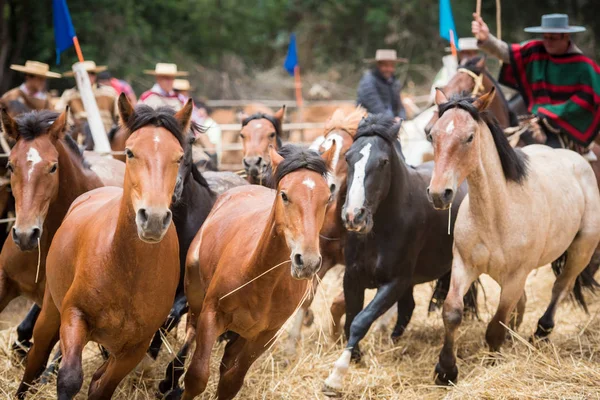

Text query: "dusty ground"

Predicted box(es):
[1, 265, 599, 399]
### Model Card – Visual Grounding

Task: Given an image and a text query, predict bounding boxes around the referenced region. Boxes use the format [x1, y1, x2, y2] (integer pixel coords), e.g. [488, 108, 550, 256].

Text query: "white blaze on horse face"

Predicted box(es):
[255, 123, 262, 128]
[26, 147, 42, 181]
[322, 133, 343, 174]
[346, 143, 372, 211]
[309, 135, 325, 151]
[445, 120, 455, 135]
[302, 178, 315, 190]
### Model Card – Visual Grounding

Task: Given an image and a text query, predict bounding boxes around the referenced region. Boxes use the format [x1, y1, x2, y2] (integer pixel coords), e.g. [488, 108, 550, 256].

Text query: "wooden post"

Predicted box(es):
[476, 0, 482, 16]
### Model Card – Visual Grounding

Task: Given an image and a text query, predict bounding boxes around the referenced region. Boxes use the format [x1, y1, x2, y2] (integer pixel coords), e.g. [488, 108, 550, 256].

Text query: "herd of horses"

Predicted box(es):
[0, 56, 600, 399]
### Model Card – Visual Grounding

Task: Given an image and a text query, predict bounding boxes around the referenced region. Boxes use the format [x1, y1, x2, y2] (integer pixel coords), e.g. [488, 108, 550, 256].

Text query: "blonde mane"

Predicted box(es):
[324, 106, 366, 137]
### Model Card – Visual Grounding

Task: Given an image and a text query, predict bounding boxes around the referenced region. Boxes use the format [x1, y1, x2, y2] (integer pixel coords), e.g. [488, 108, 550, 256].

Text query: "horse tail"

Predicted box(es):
[551, 252, 600, 314]
[428, 274, 482, 320]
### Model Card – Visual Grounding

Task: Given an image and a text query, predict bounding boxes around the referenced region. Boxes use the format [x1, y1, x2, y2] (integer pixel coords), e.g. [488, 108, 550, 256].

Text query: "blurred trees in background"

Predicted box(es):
[0, 0, 598, 97]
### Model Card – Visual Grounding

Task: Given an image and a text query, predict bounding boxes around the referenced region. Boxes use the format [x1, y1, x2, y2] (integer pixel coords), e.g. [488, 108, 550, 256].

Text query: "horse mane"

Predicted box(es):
[184, 135, 212, 191]
[462, 56, 517, 126]
[124, 105, 192, 146]
[14, 110, 88, 167]
[353, 114, 406, 161]
[273, 144, 328, 187]
[324, 106, 367, 136]
[242, 113, 283, 147]
[438, 94, 529, 183]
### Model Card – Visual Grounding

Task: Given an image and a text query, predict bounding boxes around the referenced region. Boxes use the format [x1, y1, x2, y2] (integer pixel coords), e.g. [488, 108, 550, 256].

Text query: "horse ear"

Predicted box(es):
[175, 99, 194, 133]
[237, 112, 249, 123]
[117, 92, 134, 126]
[269, 145, 284, 171]
[320, 140, 337, 168]
[475, 56, 487, 71]
[473, 87, 496, 111]
[48, 107, 69, 140]
[434, 88, 448, 106]
[0, 108, 19, 141]
[273, 105, 286, 124]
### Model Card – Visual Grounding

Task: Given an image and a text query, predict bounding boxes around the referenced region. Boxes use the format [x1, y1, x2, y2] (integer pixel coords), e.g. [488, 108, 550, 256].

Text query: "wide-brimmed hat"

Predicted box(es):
[10, 61, 61, 78]
[445, 37, 479, 52]
[364, 49, 408, 63]
[143, 63, 188, 77]
[524, 14, 585, 33]
[63, 61, 108, 77]
[173, 79, 192, 91]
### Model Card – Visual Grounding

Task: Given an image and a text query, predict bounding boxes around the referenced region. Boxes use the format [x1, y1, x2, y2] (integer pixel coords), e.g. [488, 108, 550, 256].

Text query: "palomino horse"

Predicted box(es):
[323, 114, 470, 394]
[17, 99, 190, 399]
[428, 89, 600, 385]
[239, 107, 285, 184]
[0, 108, 115, 356]
[158, 145, 332, 399]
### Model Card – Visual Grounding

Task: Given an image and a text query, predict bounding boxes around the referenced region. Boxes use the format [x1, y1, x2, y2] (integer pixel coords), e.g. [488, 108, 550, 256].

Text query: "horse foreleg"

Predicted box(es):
[87, 345, 147, 400]
[329, 290, 346, 341]
[435, 257, 479, 386]
[325, 278, 410, 393]
[16, 290, 60, 399]
[57, 308, 90, 400]
[182, 310, 225, 400]
[0, 267, 18, 313]
[391, 287, 415, 342]
[485, 274, 528, 352]
[12, 303, 41, 358]
[158, 322, 198, 399]
[510, 290, 527, 332]
[147, 291, 189, 362]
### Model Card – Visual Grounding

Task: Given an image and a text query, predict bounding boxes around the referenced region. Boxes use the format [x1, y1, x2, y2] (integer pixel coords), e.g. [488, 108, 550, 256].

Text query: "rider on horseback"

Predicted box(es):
[473, 13, 600, 156]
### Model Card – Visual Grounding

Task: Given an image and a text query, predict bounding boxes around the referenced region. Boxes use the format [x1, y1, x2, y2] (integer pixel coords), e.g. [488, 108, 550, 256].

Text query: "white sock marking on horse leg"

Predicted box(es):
[346, 143, 372, 212]
[324, 349, 352, 390]
[285, 309, 305, 355]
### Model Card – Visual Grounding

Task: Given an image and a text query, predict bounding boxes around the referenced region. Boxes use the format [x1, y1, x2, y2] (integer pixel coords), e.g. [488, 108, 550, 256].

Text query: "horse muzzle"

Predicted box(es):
[427, 186, 455, 210]
[342, 206, 373, 234]
[243, 156, 267, 180]
[290, 251, 322, 280]
[12, 225, 42, 252]
[135, 207, 173, 243]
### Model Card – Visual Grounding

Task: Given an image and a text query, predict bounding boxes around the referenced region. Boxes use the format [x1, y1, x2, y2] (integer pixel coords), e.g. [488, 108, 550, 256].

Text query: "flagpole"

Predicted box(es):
[72, 36, 85, 63]
[294, 65, 303, 108]
[449, 29, 458, 58]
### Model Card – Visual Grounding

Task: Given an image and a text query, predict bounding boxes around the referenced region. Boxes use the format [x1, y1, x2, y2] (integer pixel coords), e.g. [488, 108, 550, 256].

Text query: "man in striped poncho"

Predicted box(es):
[473, 13, 600, 155]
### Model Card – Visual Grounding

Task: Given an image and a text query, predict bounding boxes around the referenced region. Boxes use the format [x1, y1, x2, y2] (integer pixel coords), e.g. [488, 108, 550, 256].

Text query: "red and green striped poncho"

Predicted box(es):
[499, 40, 600, 146]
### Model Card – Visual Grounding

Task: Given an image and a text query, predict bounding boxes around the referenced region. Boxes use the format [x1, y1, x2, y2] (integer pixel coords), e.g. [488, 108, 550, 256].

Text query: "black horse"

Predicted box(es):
[323, 114, 472, 392]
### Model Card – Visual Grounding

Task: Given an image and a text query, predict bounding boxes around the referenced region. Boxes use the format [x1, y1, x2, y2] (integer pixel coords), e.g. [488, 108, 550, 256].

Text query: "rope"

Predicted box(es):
[35, 237, 41, 284]
[457, 68, 485, 97]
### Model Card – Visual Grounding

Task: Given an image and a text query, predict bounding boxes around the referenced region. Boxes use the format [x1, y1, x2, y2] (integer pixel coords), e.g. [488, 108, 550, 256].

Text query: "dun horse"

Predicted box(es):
[16, 99, 190, 399]
[428, 89, 600, 385]
[323, 114, 471, 393]
[239, 107, 285, 184]
[158, 145, 332, 400]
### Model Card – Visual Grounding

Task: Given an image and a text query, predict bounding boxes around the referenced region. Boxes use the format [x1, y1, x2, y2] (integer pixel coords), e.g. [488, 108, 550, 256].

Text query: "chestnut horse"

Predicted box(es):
[0, 108, 116, 357]
[17, 99, 190, 399]
[158, 145, 332, 399]
[428, 89, 600, 385]
[239, 107, 285, 184]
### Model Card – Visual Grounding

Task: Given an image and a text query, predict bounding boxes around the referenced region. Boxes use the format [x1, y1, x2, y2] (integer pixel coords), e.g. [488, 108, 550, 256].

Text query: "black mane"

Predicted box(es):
[242, 113, 283, 147]
[184, 135, 211, 191]
[15, 110, 87, 165]
[273, 144, 328, 187]
[125, 105, 189, 146]
[438, 94, 529, 183]
[353, 114, 406, 161]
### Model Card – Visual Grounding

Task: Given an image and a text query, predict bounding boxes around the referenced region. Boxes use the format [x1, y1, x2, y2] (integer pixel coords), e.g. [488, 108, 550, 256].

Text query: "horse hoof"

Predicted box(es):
[434, 362, 458, 386]
[390, 333, 402, 344]
[11, 340, 31, 360]
[350, 347, 362, 363]
[321, 383, 342, 397]
[303, 309, 315, 327]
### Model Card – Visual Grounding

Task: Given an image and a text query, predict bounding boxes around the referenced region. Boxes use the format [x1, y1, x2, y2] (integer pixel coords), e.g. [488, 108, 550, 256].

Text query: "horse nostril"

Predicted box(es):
[137, 208, 149, 225]
[294, 253, 304, 267]
[31, 227, 41, 242]
[243, 158, 250, 168]
[354, 207, 366, 223]
[443, 189, 454, 202]
[11, 227, 18, 243]
[162, 210, 173, 228]
[255, 156, 262, 166]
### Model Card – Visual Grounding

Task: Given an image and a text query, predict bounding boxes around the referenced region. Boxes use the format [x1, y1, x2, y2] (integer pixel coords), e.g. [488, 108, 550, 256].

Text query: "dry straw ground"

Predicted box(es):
[1, 265, 600, 399]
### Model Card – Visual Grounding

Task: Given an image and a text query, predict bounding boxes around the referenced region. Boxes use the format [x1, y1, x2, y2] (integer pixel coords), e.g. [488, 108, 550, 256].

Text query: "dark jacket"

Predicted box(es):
[356, 69, 406, 119]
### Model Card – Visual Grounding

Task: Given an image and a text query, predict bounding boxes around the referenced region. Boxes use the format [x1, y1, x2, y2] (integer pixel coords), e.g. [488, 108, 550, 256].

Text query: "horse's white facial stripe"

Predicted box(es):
[153, 135, 161, 143]
[255, 123, 262, 128]
[445, 120, 455, 134]
[309, 136, 325, 151]
[323, 133, 343, 174]
[302, 178, 315, 190]
[346, 143, 371, 211]
[26, 147, 42, 181]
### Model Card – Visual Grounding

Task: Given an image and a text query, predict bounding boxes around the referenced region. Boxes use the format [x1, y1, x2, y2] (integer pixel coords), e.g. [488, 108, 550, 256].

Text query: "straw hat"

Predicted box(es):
[173, 79, 192, 91]
[364, 49, 408, 63]
[143, 63, 188, 77]
[10, 61, 61, 78]
[445, 37, 479, 52]
[63, 61, 108, 77]
[524, 14, 585, 33]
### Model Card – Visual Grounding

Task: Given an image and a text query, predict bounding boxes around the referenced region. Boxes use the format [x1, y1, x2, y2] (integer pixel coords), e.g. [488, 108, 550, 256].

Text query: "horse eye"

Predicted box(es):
[269, 132, 276, 139]
[177, 155, 184, 164]
[329, 183, 336, 194]
[6, 163, 13, 173]
[239, 133, 245, 140]
[466, 134, 474, 143]
[125, 149, 134, 159]
[49, 163, 58, 174]
[280, 191, 289, 203]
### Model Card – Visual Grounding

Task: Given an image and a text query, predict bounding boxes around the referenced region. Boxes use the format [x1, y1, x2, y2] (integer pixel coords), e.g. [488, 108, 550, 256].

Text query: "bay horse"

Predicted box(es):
[158, 145, 332, 399]
[428, 89, 600, 385]
[239, 107, 285, 184]
[16, 99, 190, 399]
[323, 114, 469, 394]
[0, 108, 115, 357]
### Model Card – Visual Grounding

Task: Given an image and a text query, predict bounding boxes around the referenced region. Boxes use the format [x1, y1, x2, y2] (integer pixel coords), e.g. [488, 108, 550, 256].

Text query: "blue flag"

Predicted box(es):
[53, 0, 77, 64]
[283, 33, 298, 76]
[439, 0, 458, 45]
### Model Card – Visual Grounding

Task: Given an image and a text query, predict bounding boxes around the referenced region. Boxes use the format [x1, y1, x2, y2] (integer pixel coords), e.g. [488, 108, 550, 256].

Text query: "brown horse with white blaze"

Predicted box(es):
[158, 145, 332, 399]
[16, 99, 190, 399]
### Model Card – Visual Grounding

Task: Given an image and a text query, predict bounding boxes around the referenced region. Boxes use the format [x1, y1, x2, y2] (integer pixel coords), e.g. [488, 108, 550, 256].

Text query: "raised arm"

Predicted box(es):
[472, 13, 510, 63]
